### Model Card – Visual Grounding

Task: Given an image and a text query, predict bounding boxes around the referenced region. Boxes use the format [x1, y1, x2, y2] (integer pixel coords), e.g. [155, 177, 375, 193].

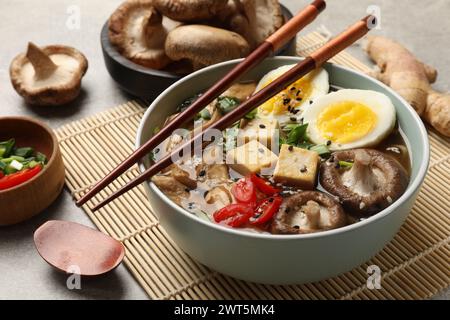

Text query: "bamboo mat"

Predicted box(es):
[55, 32, 449, 300]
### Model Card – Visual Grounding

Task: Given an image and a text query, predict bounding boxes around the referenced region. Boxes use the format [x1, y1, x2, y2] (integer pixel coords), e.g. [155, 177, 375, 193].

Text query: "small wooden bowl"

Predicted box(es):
[0, 117, 65, 226]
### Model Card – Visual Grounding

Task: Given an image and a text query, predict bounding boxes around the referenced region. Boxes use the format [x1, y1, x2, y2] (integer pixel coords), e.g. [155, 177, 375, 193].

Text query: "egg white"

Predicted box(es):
[254, 64, 329, 125]
[303, 89, 396, 150]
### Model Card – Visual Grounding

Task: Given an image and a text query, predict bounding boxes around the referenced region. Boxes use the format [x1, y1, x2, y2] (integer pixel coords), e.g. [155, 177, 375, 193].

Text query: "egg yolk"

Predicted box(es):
[317, 101, 377, 143]
[258, 77, 312, 115]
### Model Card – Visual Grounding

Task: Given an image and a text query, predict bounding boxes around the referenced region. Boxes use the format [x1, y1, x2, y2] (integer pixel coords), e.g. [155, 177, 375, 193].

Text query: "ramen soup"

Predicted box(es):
[150, 65, 411, 234]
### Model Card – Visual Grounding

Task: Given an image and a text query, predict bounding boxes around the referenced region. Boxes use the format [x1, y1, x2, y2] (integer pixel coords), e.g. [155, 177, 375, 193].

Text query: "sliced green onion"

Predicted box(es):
[10, 159, 23, 171]
[297, 142, 315, 150]
[35, 152, 47, 164]
[244, 108, 257, 120]
[178, 93, 201, 112]
[12, 155, 25, 162]
[216, 96, 240, 114]
[152, 126, 161, 135]
[0, 139, 15, 158]
[309, 144, 330, 157]
[4, 165, 17, 175]
[14, 147, 34, 158]
[286, 124, 308, 145]
[197, 108, 211, 120]
[338, 160, 354, 168]
[0, 161, 6, 171]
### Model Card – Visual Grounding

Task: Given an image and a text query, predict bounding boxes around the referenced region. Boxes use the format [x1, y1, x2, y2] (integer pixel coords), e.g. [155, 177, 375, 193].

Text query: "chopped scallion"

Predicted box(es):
[244, 108, 257, 120]
[216, 96, 240, 114]
[14, 147, 34, 158]
[0, 139, 15, 158]
[10, 160, 23, 171]
[309, 144, 330, 157]
[338, 160, 354, 168]
[35, 152, 47, 164]
[286, 123, 308, 145]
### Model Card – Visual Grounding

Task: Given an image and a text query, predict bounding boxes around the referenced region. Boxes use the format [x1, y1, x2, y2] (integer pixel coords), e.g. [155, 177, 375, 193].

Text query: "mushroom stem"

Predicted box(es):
[26, 42, 57, 79]
[342, 150, 377, 195]
[301, 200, 320, 229]
[142, 8, 166, 49]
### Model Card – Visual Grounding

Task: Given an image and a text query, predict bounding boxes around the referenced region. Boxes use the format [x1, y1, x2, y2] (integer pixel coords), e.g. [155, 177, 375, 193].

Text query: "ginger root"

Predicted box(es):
[365, 36, 450, 137]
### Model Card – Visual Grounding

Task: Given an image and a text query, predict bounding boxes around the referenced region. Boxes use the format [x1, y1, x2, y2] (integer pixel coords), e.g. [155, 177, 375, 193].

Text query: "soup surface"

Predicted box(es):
[150, 65, 411, 235]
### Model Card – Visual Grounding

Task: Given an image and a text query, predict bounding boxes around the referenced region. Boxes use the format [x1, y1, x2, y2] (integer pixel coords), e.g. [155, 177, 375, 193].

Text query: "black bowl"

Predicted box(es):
[101, 5, 295, 100]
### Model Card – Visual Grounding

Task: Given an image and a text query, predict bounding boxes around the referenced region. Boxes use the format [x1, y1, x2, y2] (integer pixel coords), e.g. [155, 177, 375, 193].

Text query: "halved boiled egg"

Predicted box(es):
[303, 89, 396, 150]
[255, 64, 329, 125]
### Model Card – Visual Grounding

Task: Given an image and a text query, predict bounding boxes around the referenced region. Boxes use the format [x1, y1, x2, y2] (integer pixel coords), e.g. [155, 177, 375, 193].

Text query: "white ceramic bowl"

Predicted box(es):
[136, 57, 429, 284]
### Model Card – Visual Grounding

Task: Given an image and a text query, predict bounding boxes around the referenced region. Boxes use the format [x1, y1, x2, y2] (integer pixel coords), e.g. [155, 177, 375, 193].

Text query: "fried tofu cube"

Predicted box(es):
[238, 118, 279, 150]
[273, 144, 319, 189]
[226, 140, 278, 175]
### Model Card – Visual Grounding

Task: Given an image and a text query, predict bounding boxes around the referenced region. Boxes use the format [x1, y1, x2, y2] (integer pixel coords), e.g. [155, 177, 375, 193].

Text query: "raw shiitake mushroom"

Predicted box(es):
[153, 0, 229, 22]
[165, 24, 250, 70]
[10, 42, 88, 106]
[108, 0, 181, 69]
[107, 0, 283, 71]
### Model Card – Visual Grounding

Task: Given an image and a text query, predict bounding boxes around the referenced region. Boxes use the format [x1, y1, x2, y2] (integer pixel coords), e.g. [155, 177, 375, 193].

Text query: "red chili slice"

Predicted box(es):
[231, 176, 256, 205]
[250, 196, 283, 225]
[250, 174, 280, 195]
[213, 203, 254, 228]
[0, 165, 42, 190]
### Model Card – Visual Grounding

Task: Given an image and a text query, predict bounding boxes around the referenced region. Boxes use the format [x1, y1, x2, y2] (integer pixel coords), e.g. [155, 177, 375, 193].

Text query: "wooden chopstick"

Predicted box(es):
[76, 0, 327, 207]
[91, 15, 376, 212]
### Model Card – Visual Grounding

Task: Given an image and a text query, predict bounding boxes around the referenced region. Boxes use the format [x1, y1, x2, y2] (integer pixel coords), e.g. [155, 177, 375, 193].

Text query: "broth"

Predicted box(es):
[151, 72, 411, 235]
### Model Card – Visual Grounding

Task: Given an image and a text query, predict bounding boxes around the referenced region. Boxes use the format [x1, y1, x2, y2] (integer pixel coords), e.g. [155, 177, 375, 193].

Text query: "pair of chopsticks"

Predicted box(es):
[77, 0, 376, 211]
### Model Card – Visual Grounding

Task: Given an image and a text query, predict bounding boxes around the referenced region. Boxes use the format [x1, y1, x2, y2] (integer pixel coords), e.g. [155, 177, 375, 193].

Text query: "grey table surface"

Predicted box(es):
[0, 0, 448, 300]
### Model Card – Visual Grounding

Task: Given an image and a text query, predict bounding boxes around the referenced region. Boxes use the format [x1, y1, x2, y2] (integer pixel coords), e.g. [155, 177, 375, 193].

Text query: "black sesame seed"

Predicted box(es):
[290, 117, 297, 122]
[299, 117, 304, 124]
[287, 106, 292, 111]
[258, 148, 265, 153]
[154, 148, 160, 154]
[309, 100, 313, 104]
[296, 98, 302, 102]
[296, 90, 301, 96]
[283, 98, 291, 105]
[300, 166, 307, 173]
[293, 225, 300, 229]
[329, 156, 335, 163]
[268, 197, 274, 203]
[199, 170, 206, 177]
[326, 140, 332, 146]
[292, 109, 299, 114]
[184, 188, 190, 192]
[288, 145, 294, 151]
[285, 207, 291, 213]
[290, 87, 296, 91]
[259, 124, 266, 129]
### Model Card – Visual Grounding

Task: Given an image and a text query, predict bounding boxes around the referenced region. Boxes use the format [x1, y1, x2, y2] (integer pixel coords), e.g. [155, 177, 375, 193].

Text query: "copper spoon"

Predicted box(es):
[34, 220, 125, 276]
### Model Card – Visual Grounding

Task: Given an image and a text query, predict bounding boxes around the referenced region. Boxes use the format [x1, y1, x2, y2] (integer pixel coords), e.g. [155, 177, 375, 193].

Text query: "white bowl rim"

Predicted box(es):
[136, 56, 430, 241]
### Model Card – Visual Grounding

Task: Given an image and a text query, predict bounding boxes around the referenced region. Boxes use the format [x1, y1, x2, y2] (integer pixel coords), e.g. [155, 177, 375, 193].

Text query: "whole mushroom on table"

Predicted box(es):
[9, 42, 88, 106]
[108, 0, 284, 72]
